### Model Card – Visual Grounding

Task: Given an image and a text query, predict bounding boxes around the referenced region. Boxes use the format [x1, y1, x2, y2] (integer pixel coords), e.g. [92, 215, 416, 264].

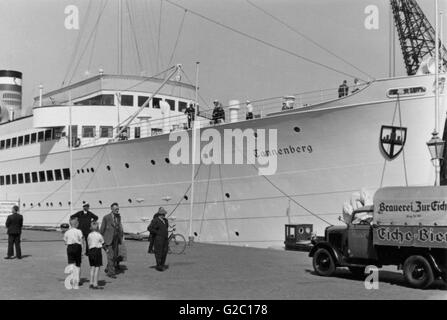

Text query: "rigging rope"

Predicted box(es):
[167, 9, 188, 67]
[126, 0, 144, 73]
[245, 0, 374, 80]
[157, 0, 164, 73]
[61, 0, 94, 87]
[164, 0, 364, 81]
[68, 0, 110, 85]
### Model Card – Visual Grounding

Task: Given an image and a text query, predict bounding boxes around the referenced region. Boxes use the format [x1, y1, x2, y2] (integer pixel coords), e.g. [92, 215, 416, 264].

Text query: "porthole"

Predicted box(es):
[86, 168, 90, 173]
[99, 200, 103, 205]
[128, 199, 132, 203]
[30, 203, 33, 207]
[46, 202, 49, 207]
[106, 165, 111, 171]
[82, 200, 86, 204]
[125, 163, 129, 168]
[254, 132, 258, 138]
[225, 193, 230, 198]
[151, 160, 156, 165]
[68, 201, 71, 206]
[194, 232, 198, 236]
[23, 203, 26, 207]
[38, 203, 41, 207]
[50, 202, 53, 207]
[165, 158, 170, 164]
[81, 169, 84, 173]
[59, 202, 62, 207]
[91, 168, 95, 173]
[77, 169, 80, 174]
[184, 195, 188, 200]
[235, 231, 240, 236]
[294, 126, 301, 133]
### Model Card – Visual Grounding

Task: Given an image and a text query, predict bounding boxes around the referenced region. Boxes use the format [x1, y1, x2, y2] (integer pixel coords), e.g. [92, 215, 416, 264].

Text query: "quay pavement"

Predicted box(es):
[0, 228, 446, 300]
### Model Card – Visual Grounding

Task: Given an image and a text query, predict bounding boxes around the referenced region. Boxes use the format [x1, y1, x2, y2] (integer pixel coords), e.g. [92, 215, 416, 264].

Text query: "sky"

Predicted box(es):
[0, 0, 445, 116]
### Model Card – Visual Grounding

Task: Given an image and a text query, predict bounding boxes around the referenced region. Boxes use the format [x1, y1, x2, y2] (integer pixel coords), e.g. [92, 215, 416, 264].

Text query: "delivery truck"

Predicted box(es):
[309, 186, 447, 289]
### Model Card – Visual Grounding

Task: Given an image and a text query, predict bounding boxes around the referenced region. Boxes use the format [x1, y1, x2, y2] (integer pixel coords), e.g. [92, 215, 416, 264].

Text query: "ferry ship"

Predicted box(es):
[0, 0, 446, 247]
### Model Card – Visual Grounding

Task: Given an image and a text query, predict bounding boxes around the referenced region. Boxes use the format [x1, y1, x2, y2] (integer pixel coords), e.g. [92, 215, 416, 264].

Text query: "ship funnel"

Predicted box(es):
[0, 70, 22, 123]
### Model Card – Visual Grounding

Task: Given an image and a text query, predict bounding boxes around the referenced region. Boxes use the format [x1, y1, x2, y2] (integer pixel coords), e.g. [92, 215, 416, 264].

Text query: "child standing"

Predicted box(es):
[87, 221, 104, 289]
[63, 217, 83, 289]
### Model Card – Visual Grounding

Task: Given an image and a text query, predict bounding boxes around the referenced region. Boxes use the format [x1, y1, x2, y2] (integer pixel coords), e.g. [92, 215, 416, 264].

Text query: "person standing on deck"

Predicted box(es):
[4, 205, 23, 260]
[338, 80, 349, 98]
[70, 203, 98, 256]
[245, 100, 254, 120]
[100, 202, 123, 278]
[148, 207, 169, 271]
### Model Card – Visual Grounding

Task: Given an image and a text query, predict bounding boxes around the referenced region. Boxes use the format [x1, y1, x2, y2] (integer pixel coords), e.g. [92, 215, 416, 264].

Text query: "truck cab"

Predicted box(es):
[309, 186, 447, 289]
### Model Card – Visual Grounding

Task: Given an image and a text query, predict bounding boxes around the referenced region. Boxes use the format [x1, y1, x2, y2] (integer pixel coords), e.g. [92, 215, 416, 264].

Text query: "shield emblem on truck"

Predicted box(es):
[380, 125, 407, 160]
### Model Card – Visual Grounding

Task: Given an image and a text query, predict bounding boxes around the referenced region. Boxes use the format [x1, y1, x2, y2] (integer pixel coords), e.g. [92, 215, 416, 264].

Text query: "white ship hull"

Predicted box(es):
[1, 74, 446, 247]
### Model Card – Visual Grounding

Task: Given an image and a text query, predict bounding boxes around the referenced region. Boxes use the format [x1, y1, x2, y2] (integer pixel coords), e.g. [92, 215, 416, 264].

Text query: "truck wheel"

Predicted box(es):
[313, 248, 336, 276]
[348, 266, 366, 277]
[403, 255, 434, 289]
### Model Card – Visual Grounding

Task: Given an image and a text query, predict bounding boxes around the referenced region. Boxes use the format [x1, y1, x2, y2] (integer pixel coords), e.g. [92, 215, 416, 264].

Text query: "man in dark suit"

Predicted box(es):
[100, 202, 123, 278]
[70, 203, 98, 255]
[148, 207, 169, 271]
[147, 212, 160, 254]
[5, 205, 23, 259]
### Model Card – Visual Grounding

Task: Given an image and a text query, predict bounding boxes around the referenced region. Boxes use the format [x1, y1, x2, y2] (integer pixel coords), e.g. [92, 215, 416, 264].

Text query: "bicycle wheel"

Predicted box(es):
[169, 233, 186, 254]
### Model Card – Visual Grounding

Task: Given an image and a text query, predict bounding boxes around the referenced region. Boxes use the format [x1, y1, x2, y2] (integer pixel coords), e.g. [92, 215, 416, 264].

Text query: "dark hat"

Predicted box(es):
[157, 207, 167, 215]
[83, 202, 90, 207]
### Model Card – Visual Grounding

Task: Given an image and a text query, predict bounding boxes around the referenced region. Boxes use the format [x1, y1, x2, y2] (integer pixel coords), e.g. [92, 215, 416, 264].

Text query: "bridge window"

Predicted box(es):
[179, 101, 187, 112]
[18, 136, 23, 146]
[138, 96, 150, 107]
[5, 139, 10, 149]
[0, 140, 4, 149]
[31, 133, 37, 143]
[24, 135, 30, 145]
[11, 174, 17, 184]
[24, 173, 30, 183]
[166, 99, 176, 111]
[0, 176, 3, 185]
[134, 127, 141, 139]
[46, 170, 54, 182]
[11, 137, 17, 148]
[18, 173, 23, 184]
[121, 95, 134, 106]
[6, 175, 10, 185]
[39, 171, 46, 182]
[387, 86, 427, 98]
[82, 126, 96, 138]
[74, 94, 114, 106]
[153, 97, 161, 109]
[31, 172, 38, 183]
[45, 129, 52, 141]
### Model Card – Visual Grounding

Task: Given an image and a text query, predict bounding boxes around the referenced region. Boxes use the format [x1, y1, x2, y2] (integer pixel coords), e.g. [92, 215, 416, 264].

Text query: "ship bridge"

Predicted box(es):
[32, 73, 200, 147]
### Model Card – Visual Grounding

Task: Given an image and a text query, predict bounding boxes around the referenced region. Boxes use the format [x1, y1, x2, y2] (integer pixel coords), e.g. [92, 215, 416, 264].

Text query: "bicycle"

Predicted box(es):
[168, 224, 186, 254]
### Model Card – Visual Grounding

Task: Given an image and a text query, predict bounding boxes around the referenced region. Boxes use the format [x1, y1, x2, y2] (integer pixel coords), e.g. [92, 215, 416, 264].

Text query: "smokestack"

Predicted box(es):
[0, 70, 22, 123]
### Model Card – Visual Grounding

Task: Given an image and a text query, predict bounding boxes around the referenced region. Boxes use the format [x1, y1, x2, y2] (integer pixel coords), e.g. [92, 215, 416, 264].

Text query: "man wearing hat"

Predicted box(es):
[70, 203, 98, 255]
[212, 100, 225, 124]
[148, 207, 169, 271]
[245, 100, 253, 120]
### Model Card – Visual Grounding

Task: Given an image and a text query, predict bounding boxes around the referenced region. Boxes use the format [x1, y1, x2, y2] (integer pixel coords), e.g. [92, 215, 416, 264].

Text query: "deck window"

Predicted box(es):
[18, 136, 23, 146]
[0, 176, 4, 185]
[38, 131, 44, 142]
[46, 170, 54, 182]
[53, 127, 64, 139]
[100, 126, 113, 138]
[121, 95, 134, 106]
[11, 174, 17, 184]
[45, 129, 52, 141]
[82, 126, 96, 138]
[11, 137, 17, 148]
[18, 173, 24, 184]
[24, 135, 30, 145]
[31, 133, 37, 143]
[31, 172, 38, 183]
[24, 173, 30, 183]
[39, 171, 46, 182]
[0, 140, 4, 150]
[6, 175, 10, 185]
[63, 168, 71, 180]
[54, 169, 62, 181]
[134, 127, 141, 139]
[5, 139, 10, 149]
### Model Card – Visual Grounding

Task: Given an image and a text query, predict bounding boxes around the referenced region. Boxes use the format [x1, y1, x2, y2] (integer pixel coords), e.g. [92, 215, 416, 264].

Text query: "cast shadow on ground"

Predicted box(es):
[305, 268, 447, 290]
